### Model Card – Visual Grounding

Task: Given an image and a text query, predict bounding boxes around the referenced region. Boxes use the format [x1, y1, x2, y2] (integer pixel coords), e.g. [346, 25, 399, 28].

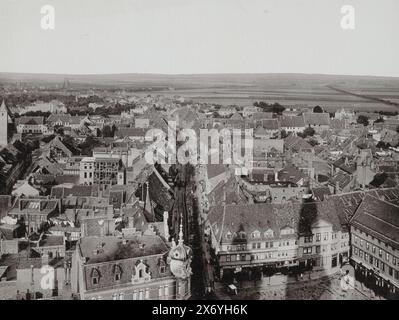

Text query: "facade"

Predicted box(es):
[280, 116, 305, 134]
[79, 157, 125, 189]
[71, 230, 192, 300]
[8, 198, 61, 233]
[350, 194, 399, 298]
[15, 116, 49, 134]
[207, 201, 350, 281]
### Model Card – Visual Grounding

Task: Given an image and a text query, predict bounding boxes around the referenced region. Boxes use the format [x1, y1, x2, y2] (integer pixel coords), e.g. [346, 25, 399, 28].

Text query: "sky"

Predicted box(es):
[0, 0, 398, 76]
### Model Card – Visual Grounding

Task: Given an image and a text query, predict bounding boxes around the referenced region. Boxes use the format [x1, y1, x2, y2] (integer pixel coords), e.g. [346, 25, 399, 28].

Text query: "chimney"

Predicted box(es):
[41, 252, 49, 266]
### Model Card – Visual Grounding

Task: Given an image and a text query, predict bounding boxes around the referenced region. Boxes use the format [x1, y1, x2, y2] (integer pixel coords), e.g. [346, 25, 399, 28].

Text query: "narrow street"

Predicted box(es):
[172, 163, 213, 299]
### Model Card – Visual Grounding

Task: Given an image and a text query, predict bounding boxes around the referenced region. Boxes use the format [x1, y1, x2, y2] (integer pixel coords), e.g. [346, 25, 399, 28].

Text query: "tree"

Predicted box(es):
[357, 115, 369, 126]
[301, 127, 315, 138]
[78, 136, 103, 156]
[313, 105, 323, 113]
[53, 125, 64, 135]
[102, 125, 114, 137]
[280, 129, 288, 139]
[308, 138, 319, 147]
[370, 172, 388, 188]
[253, 101, 285, 115]
[376, 141, 390, 149]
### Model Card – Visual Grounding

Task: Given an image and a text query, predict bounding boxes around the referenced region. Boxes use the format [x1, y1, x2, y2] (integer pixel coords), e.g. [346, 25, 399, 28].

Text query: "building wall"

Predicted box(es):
[214, 227, 349, 277]
[351, 226, 399, 290]
[0, 239, 18, 254]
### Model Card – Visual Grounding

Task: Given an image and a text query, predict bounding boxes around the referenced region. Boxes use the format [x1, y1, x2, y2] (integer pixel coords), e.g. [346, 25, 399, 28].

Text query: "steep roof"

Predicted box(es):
[303, 113, 330, 126]
[208, 200, 343, 244]
[280, 116, 305, 128]
[351, 194, 399, 250]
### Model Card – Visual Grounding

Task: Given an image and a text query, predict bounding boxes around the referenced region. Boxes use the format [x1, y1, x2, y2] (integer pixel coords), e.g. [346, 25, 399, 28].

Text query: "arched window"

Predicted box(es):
[113, 264, 123, 282]
[132, 260, 151, 283]
[90, 268, 100, 285]
[158, 257, 166, 275]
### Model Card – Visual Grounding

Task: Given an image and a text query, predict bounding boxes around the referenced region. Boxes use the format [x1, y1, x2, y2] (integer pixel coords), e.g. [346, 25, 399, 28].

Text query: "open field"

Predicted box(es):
[1, 73, 399, 112]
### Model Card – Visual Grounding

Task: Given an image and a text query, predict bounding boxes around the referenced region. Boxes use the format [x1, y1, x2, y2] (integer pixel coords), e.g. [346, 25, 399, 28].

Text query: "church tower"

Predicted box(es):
[0, 100, 10, 146]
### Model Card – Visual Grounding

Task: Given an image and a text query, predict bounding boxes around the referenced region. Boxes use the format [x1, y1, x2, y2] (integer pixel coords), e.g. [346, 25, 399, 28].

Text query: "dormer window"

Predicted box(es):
[91, 268, 100, 285]
[251, 230, 260, 239]
[113, 264, 123, 282]
[132, 260, 151, 283]
[226, 232, 232, 240]
[280, 227, 294, 236]
[158, 257, 166, 275]
[264, 229, 274, 238]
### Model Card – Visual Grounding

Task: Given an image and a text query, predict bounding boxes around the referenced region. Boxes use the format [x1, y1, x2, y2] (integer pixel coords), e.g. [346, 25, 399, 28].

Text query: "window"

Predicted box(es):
[393, 257, 397, 265]
[303, 247, 312, 254]
[354, 247, 358, 255]
[354, 236, 358, 244]
[160, 266, 166, 274]
[316, 246, 321, 254]
[112, 293, 118, 300]
[366, 242, 370, 250]
[304, 236, 312, 243]
[360, 239, 363, 247]
[372, 246, 376, 253]
[323, 233, 328, 241]
[113, 264, 122, 281]
[252, 230, 260, 239]
[264, 229, 274, 238]
[316, 233, 321, 242]
[256, 243, 261, 249]
[386, 253, 390, 262]
[91, 268, 100, 285]
[226, 255, 231, 262]
[389, 267, 393, 277]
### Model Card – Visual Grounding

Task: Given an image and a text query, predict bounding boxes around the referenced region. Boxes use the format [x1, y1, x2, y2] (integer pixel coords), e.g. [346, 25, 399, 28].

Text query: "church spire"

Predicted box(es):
[144, 182, 153, 220]
[178, 214, 184, 245]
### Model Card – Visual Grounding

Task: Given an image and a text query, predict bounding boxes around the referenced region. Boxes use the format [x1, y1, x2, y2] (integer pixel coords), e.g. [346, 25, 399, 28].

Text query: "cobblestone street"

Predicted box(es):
[219, 273, 385, 300]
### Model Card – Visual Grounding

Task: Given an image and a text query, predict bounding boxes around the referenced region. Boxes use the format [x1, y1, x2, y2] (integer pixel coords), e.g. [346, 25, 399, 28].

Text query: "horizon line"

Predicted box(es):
[1, 71, 399, 79]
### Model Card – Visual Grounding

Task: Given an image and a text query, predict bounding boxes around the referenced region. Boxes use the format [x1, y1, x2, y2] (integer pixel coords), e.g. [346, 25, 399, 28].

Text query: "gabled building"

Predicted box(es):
[15, 116, 49, 134]
[350, 194, 399, 298]
[207, 200, 350, 281]
[71, 231, 192, 300]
